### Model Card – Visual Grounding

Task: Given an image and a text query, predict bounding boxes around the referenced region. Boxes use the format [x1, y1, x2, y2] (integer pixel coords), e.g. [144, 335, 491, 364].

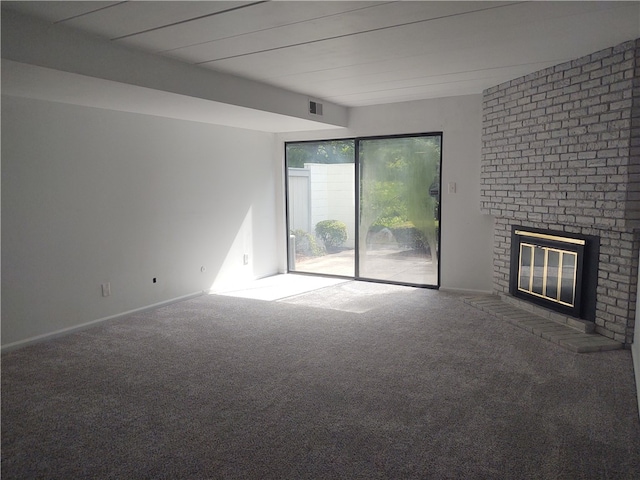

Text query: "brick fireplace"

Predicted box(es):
[481, 39, 640, 345]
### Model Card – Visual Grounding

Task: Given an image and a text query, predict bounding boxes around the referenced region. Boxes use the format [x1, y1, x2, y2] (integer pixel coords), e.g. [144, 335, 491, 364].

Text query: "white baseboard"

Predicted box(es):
[1, 291, 204, 353]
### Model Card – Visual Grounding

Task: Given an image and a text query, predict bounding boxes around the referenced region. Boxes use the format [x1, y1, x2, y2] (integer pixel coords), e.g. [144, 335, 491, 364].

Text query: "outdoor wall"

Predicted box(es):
[305, 163, 355, 249]
[1, 95, 278, 348]
[276, 94, 494, 293]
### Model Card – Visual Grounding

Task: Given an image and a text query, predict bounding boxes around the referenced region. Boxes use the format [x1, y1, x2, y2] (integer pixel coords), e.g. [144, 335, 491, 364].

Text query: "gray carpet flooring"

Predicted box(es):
[2, 281, 639, 479]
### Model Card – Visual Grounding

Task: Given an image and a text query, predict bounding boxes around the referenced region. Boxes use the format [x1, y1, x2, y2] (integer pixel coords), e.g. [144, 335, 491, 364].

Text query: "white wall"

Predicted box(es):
[1, 95, 278, 348]
[276, 94, 494, 293]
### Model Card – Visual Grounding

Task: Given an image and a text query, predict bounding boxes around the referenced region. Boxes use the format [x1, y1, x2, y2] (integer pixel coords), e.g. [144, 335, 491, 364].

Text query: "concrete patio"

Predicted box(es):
[292, 247, 438, 286]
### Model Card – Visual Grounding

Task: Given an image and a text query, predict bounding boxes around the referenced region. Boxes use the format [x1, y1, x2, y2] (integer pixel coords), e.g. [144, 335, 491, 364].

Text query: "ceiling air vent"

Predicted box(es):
[309, 100, 323, 116]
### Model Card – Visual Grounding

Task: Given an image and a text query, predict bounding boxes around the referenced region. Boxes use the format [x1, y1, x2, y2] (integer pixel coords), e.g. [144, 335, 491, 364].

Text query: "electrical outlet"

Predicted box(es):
[243, 254, 249, 265]
[448, 182, 457, 194]
[101, 283, 111, 297]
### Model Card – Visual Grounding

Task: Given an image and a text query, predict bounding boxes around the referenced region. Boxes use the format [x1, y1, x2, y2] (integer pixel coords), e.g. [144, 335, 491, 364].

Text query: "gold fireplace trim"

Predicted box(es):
[518, 243, 578, 307]
[514, 230, 585, 246]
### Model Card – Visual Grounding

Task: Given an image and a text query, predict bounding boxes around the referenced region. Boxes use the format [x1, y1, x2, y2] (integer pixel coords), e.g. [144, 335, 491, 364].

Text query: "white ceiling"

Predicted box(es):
[3, 0, 639, 109]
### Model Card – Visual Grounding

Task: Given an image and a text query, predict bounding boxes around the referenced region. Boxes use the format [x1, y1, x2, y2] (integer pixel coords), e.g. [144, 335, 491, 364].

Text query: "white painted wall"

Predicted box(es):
[1, 95, 278, 348]
[276, 94, 494, 293]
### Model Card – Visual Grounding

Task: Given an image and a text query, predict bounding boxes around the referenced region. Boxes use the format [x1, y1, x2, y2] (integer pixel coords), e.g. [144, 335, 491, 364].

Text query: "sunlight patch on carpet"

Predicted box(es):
[210, 274, 348, 301]
[278, 280, 417, 313]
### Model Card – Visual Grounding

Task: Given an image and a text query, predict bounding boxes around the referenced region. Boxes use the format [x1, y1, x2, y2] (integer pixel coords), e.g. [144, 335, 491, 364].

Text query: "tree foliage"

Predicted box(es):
[360, 136, 440, 261]
[286, 140, 355, 168]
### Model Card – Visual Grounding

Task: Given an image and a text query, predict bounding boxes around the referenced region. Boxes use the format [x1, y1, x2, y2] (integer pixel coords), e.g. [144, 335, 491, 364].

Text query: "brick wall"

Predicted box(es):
[481, 39, 640, 345]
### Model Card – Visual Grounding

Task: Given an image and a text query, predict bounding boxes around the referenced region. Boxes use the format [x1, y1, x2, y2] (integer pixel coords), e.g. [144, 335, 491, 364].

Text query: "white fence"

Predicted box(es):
[288, 163, 355, 248]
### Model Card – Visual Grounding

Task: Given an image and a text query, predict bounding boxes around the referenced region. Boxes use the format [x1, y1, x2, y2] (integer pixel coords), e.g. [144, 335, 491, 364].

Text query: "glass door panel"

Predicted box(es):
[358, 135, 441, 286]
[285, 140, 355, 277]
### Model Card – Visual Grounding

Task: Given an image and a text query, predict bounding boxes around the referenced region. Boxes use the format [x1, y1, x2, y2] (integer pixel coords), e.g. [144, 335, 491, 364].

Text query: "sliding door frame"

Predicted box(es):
[284, 137, 356, 280]
[285, 132, 442, 289]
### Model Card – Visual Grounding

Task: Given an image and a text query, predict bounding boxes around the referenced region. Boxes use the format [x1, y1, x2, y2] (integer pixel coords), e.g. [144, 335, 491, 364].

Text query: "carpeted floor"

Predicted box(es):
[2, 280, 639, 479]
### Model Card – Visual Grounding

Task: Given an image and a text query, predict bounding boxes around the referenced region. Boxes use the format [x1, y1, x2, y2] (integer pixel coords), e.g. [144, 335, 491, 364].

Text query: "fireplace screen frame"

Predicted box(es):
[509, 227, 598, 320]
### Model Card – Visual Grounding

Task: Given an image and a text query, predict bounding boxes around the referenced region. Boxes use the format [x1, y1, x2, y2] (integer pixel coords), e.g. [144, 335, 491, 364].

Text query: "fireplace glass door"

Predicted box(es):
[511, 229, 585, 317]
[518, 243, 578, 307]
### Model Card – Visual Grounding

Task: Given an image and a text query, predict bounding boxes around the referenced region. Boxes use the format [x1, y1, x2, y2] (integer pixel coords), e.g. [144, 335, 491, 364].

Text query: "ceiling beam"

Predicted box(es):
[1, 8, 349, 129]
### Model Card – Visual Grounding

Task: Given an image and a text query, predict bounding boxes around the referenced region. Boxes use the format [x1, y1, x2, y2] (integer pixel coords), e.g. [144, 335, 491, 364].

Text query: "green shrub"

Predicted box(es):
[368, 219, 428, 252]
[315, 220, 348, 251]
[371, 216, 408, 230]
[291, 230, 325, 257]
[391, 226, 427, 252]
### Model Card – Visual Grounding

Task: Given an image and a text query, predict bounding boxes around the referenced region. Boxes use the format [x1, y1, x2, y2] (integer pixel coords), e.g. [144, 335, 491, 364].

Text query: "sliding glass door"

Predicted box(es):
[285, 140, 355, 277]
[286, 133, 441, 287]
[358, 135, 440, 285]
